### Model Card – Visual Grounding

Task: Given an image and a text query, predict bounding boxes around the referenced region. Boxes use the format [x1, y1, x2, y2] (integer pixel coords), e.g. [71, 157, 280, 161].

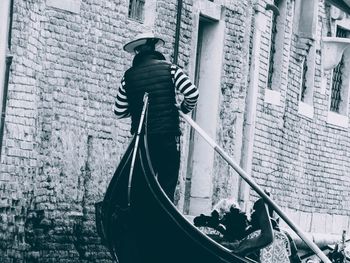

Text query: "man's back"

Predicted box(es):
[124, 55, 180, 135]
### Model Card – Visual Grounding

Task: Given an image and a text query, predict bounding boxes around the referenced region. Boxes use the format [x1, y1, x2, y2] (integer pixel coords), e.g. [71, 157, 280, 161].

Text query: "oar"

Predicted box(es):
[179, 111, 331, 263]
[127, 93, 149, 206]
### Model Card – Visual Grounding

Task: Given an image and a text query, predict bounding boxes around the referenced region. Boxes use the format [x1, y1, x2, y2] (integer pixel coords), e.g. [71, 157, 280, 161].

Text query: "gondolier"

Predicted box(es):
[114, 32, 199, 202]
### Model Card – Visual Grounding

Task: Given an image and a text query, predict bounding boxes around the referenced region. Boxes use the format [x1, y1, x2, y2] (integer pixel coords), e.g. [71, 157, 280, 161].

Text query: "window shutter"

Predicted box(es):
[298, 0, 318, 39]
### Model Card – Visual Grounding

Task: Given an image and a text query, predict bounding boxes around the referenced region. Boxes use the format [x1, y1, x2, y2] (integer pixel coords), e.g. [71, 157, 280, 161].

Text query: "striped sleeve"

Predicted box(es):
[114, 76, 131, 118]
[170, 64, 199, 114]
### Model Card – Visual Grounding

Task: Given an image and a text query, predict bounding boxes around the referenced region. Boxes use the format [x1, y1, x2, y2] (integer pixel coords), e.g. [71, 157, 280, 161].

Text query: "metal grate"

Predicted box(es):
[267, 0, 280, 89]
[330, 27, 348, 112]
[128, 0, 145, 21]
[330, 60, 344, 112]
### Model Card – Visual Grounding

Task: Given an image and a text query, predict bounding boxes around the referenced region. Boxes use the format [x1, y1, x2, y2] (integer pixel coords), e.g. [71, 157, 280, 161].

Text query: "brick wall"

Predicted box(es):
[0, 0, 199, 261]
[250, 0, 350, 235]
[0, 0, 176, 262]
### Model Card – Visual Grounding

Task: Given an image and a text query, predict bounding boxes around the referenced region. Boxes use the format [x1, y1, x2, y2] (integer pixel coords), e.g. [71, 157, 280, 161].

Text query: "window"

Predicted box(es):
[330, 27, 349, 113]
[267, 0, 280, 90]
[0, 0, 12, 124]
[128, 0, 145, 21]
[264, 0, 291, 106]
[0, 0, 13, 155]
[326, 26, 350, 128]
[330, 58, 344, 112]
[300, 57, 308, 102]
[297, 40, 316, 119]
[293, 0, 318, 119]
[299, 44, 316, 106]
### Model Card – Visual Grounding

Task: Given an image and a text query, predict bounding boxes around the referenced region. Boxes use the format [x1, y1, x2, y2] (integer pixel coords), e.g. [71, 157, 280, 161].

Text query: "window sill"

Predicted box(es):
[298, 101, 314, 119]
[326, 111, 349, 129]
[127, 17, 144, 23]
[264, 89, 281, 106]
[46, 0, 81, 14]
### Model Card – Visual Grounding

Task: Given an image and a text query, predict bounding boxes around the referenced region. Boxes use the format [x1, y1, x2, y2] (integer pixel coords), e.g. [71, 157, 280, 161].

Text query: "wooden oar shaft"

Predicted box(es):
[127, 93, 149, 206]
[180, 111, 331, 263]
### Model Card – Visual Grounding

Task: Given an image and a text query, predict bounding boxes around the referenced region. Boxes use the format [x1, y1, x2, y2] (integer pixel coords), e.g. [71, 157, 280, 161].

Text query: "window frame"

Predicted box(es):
[0, 0, 12, 128]
[264, 0, 289, 106]
[128, 0, 145, 22]
[298, 46, 316, 120]
[294, 0, 318, 119]
[326, 23, 350, 129]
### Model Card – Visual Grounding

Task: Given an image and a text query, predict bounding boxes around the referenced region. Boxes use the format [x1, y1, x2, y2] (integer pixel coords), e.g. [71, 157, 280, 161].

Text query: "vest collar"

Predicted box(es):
[132, 51, 166, 67]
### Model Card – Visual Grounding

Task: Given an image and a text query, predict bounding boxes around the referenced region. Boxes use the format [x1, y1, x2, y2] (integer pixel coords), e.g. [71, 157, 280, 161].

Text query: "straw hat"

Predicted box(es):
[123, 32, 165, 53]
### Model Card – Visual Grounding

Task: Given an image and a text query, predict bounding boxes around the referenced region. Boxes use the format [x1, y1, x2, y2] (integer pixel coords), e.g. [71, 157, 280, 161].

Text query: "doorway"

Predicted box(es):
[184, 15, 225, 215]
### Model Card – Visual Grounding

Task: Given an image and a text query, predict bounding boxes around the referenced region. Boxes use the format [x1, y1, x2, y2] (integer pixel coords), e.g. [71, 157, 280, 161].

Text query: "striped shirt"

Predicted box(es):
[113, 64, 199, 118]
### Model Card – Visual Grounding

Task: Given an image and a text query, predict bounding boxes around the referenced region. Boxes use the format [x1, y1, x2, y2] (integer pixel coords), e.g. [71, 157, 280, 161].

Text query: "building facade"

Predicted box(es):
[0, 0, 350, 262]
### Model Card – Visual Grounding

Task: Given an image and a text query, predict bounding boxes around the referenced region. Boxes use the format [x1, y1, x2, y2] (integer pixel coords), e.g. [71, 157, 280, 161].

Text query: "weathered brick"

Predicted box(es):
[1, 0, 350, 262]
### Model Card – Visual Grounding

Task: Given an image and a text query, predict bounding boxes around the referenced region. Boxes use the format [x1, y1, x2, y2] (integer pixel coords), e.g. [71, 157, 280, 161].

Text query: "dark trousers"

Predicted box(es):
[147, 134, 180, 202]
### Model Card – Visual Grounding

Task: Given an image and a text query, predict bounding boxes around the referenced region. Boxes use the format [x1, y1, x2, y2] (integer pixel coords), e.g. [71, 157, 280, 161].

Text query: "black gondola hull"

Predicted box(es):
[97, 135, 253, 263]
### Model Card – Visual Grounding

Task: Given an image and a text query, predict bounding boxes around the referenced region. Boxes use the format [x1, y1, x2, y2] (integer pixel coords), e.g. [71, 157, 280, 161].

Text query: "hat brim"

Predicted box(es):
[123, 37, 165, 53]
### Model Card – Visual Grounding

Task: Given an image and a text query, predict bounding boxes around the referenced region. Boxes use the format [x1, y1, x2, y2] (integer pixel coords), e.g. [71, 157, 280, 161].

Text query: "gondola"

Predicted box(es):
[95, 130, 256, 263]
[95, 95, 332, 263]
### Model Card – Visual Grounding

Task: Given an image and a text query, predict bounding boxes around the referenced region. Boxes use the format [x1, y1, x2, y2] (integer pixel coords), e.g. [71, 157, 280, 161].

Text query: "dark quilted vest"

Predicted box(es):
[124, 58, 180, 135]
